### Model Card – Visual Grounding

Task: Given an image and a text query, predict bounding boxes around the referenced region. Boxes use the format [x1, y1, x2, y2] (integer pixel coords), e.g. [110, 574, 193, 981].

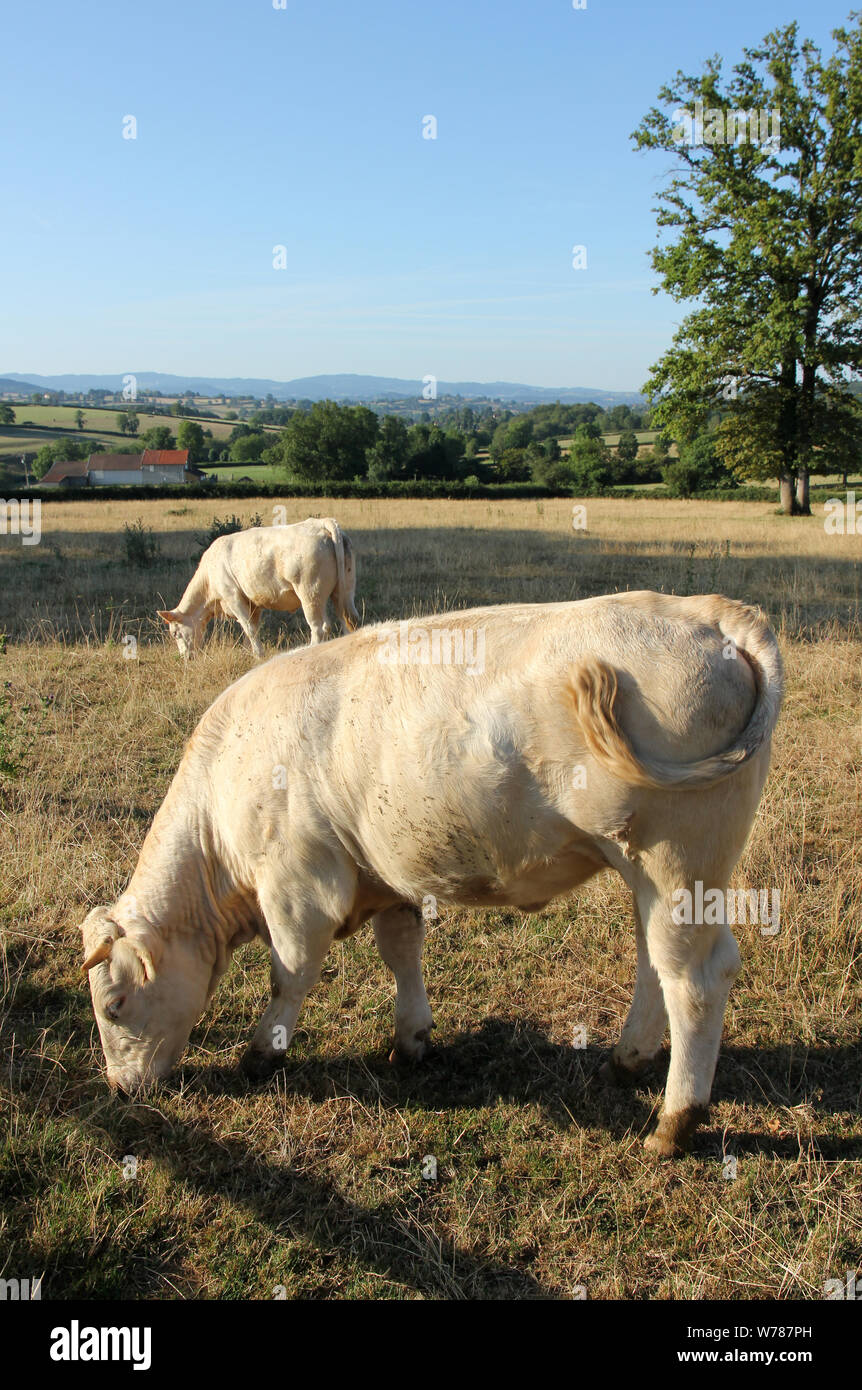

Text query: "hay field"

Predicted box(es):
[1, 495, 859, 1300]
[0, 405, 255, 438]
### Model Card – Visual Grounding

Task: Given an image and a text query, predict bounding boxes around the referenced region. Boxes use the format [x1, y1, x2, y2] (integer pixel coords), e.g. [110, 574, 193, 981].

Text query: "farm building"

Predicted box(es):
[37, 458, 90, 488]
[40, 449, 204, 487]
[88, 449, 195, 486]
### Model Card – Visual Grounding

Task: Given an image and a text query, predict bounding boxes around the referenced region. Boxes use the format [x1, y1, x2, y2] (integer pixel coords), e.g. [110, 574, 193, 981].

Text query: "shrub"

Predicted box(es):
[531, 456, 578, 489]
[122, 519, 161, 568]
[196, 513, 262, 557]
[662, 458, 701, 497]
[664, 432, 736, 495]
[567, 454, 614, 495]
[229, 433, 268, 464]
[497, 447, 533, 482]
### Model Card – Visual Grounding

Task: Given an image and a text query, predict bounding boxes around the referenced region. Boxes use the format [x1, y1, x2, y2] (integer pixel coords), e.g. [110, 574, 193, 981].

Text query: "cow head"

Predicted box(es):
[157, 609, 201, 659]
[80, 905, 213, 1093]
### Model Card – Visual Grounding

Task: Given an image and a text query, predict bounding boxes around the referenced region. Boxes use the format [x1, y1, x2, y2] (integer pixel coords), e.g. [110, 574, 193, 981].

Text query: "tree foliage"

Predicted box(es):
[663, 431, 736, 496]
[139, 424, 176, 450]
[177, 419, 205, 463]
[267, 401, 379, 481]
[32, 436, 94, 479]
[633, 16, 862, 512]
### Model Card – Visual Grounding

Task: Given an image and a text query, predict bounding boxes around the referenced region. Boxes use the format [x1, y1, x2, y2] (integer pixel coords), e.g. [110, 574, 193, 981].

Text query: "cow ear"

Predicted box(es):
[128, 936, 159, 983]
[157, 609, 177, 624]
[113, 929, 162, 985]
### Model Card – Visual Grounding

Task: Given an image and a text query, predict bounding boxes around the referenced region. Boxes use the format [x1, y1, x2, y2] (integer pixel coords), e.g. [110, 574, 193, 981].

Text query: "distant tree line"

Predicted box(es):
[15, 385, 855, 494]
[229, 399, 654, 490]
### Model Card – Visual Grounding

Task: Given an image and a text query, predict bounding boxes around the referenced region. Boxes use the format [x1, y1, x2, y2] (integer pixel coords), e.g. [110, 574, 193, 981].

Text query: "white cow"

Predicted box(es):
[81, 591, 783, 1157]
[158, 516, 359, 658]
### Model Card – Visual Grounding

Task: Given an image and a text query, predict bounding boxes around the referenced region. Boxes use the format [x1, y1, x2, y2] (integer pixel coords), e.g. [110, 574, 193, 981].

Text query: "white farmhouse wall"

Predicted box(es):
[88, 468, 189, 486]
[91, 469, 146, 485]
[143, 467, 189, 484]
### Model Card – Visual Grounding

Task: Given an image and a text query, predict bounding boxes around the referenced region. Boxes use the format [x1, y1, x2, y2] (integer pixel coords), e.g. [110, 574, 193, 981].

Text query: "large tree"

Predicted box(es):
[616, 428, 640, 464]
[633, 16, 862, 513]
[32, 436, 92, 479]
[366, 414, 410, 480]
[139, 424, 176, 450]
[229, 432, 268, 464]
[270, 401, 379, 482]
[177, 419, 205, 463]
[116, 410, 139, 436]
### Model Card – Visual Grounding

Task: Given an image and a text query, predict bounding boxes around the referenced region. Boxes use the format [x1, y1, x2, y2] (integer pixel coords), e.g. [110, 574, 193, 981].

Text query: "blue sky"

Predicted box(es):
[0, 0, 854, 391]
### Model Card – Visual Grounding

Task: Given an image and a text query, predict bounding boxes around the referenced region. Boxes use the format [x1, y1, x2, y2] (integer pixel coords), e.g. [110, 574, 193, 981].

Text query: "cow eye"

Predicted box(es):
[105, 994, 127, 1022]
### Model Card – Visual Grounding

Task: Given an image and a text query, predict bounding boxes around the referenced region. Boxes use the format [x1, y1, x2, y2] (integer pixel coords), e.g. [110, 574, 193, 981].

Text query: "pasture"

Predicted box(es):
[0, 405, 280, 479]
[0, 404, 253, 438]
[1, 495, 860, 1299]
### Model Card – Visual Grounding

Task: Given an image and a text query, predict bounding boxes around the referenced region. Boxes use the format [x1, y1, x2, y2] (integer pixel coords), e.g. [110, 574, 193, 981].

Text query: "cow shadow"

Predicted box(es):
[5, 984, 859, 1298]
[182, 1019, 862, 1161]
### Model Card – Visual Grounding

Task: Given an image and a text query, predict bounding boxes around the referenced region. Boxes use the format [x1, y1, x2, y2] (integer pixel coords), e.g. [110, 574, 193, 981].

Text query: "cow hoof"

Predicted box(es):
[389, 1025, 432, 1066]
[239, 1048, 283, 1081]
[599, 1053, 644, 1087]
[644, 1130, 683, 1159]
[644, 1105, 708, 1158]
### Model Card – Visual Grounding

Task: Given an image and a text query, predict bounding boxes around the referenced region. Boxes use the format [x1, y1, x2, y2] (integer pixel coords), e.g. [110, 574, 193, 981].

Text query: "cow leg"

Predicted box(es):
[636, 877, 740, 1157]
[373, 905, 433, 1063]
[294, 585, 328, 645]
[223, 591, 265, 659]
[240, 898, 339, 1079]
[602, 894, 668, 1084]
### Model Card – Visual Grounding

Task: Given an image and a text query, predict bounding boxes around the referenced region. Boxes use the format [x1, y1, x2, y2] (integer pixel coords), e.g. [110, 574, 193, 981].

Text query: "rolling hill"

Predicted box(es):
[1, 371, 645, 407]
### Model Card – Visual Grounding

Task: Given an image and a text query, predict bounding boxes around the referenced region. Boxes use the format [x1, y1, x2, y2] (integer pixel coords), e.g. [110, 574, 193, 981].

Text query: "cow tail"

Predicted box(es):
[322, 518, 356, 631]
[568, 598, 783, 791]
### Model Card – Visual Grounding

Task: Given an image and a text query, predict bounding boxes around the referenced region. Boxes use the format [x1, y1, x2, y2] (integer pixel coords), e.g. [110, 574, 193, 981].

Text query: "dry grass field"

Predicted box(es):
[1, 495, 859, 1300]
[0, 404, 260, 438]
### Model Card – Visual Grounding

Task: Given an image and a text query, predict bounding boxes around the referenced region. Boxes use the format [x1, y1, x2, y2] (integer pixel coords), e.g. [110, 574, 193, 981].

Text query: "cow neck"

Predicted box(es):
[123, 788, 227, 968]
[175, 566, 212, 628]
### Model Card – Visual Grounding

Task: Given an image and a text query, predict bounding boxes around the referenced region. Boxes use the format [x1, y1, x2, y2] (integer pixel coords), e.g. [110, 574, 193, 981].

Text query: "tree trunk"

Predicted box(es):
[795, 468, 811, 515]
[779, 474, 795, 514]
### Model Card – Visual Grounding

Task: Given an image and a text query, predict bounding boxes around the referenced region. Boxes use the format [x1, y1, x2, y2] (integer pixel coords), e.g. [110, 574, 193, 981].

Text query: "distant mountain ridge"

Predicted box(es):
[0, 376, 42, 395]
[2, 371, 644, 407]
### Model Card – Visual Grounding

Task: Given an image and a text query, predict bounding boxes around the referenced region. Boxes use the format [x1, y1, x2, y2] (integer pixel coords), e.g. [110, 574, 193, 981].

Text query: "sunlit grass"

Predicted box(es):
[0, 495, 859, 1299]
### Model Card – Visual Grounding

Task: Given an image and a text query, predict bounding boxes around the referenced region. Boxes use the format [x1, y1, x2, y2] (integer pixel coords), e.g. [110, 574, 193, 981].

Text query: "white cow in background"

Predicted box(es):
[158, 516, 360, 658]
[81, 591, 783, 1158]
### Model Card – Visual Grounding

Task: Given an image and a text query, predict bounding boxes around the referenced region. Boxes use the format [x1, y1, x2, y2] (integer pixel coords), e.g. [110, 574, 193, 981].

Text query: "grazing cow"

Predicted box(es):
[81, 591, 783, 1156]
[158, 516, 360, 658]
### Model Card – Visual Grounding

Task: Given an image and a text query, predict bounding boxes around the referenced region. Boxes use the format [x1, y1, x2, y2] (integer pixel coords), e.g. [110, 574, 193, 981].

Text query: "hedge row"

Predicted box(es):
[3, 479, 777, 503]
